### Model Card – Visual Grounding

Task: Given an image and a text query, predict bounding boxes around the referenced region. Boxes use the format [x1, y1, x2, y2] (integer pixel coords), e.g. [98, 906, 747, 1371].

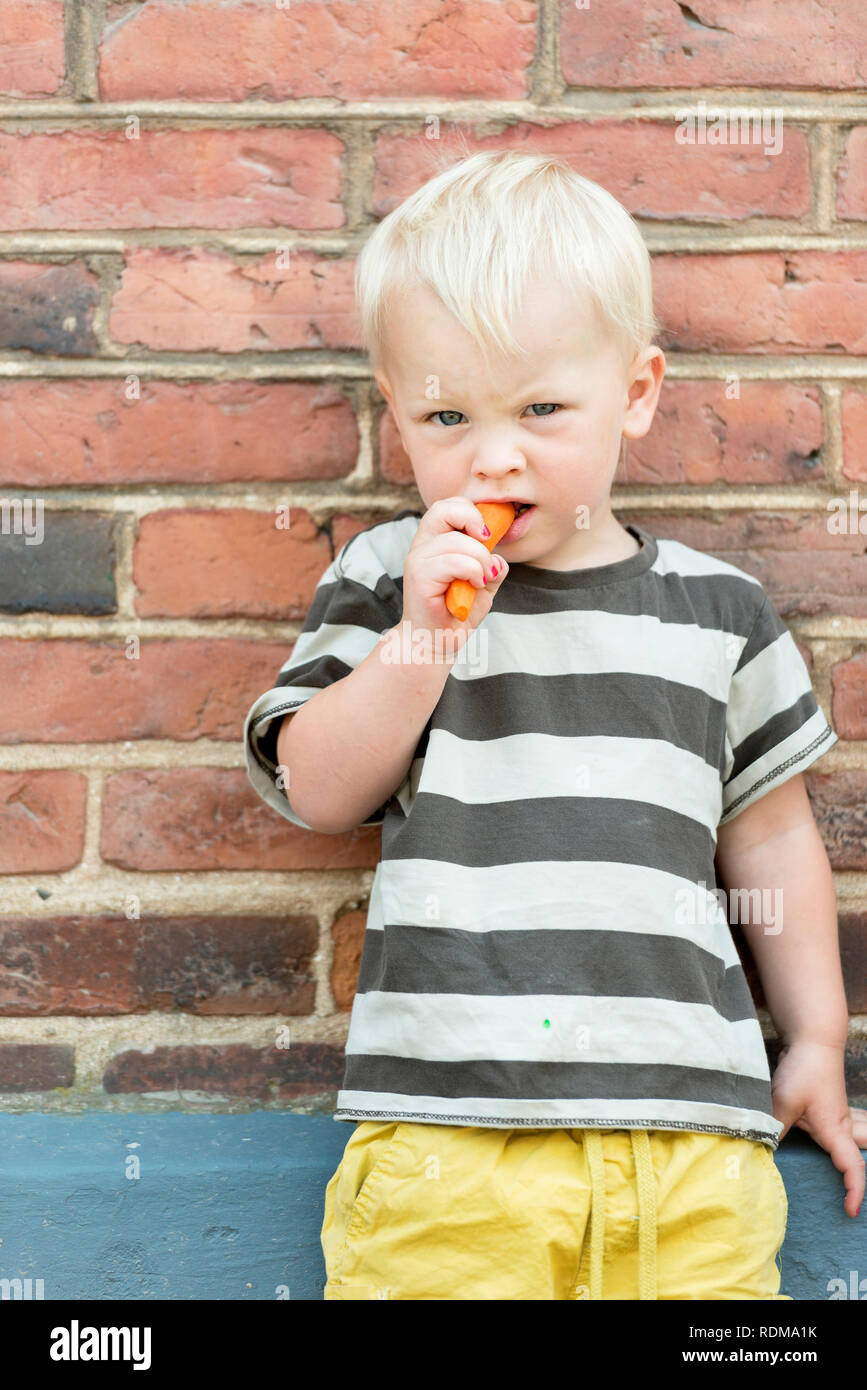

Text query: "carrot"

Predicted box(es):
[445, 501, 516, 621]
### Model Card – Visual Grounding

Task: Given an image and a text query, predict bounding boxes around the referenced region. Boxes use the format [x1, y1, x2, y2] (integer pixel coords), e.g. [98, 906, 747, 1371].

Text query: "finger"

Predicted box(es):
[828, 1132, 866, 1217]
[422, 497, 496, 544]
[422, 528, 507, 571]
[427, 552, 491, 599]
[486, 554, 509, 586]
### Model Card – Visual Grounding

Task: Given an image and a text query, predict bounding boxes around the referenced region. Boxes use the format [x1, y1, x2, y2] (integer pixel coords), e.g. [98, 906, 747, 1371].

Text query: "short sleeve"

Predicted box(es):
[243, 517, 411, 830]
[719, 589, 838, 825]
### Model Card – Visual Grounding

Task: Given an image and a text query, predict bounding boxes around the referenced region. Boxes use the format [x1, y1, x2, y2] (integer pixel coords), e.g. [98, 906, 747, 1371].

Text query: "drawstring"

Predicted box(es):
[632, 1129, 658, 1300]
[580, 1129, 658, 1300]
[584, 1128, 607, 1300]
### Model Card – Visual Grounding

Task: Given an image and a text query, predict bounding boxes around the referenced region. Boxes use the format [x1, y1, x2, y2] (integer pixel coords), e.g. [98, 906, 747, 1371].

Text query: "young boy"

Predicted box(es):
[244, 150, 865, 1300]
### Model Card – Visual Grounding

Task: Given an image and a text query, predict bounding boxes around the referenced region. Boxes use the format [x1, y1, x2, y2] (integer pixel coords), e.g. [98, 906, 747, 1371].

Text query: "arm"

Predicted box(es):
[715, 774, 846, 1048]
[275, 625, 455, 834]
[715, 774, 866, 1216]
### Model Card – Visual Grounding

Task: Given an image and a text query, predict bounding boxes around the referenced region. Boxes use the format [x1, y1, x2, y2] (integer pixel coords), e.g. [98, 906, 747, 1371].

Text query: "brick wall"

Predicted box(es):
[0, 0, 865, 1110]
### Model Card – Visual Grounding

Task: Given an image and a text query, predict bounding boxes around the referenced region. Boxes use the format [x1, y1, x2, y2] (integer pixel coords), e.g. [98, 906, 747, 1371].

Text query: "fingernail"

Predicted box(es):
[482, 525, 491, 537]
[491, 564, 498, 577]
[482, 575, 488, 585]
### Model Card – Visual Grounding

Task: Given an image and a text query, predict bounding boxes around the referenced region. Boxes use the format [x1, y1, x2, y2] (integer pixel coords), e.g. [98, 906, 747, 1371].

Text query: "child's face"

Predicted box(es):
[374, 276, 664, 569]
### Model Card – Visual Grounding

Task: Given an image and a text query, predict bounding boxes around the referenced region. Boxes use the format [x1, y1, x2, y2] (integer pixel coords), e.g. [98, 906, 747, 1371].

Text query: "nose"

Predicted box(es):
[471, 430, 528, 481]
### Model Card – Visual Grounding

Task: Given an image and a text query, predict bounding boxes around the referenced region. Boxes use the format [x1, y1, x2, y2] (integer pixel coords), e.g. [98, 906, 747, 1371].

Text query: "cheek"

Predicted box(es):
[414, 457, 464, 507]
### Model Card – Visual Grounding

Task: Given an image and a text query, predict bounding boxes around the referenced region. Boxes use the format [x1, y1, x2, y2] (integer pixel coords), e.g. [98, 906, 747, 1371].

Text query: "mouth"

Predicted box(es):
[502, 502, 536, 539]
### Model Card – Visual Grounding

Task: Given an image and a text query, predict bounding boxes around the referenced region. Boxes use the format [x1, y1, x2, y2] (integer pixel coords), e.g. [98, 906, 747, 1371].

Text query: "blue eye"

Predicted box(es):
[425, 403, 561, 424]
[426, 410, 465, 426]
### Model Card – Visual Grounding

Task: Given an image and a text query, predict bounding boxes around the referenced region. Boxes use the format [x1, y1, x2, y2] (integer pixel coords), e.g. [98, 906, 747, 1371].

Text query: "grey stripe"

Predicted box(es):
[354, 925, 757, 1022]
[433, 669, 728, 772]
[301, 573, 401, 637]
[503, 567, 764, 636]
[342, 1054, 772, 1113]
[383, 793, 715, 878]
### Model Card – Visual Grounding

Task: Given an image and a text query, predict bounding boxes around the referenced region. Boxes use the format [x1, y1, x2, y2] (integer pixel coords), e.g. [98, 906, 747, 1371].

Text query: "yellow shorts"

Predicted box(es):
[321, 1121, 791, 1300]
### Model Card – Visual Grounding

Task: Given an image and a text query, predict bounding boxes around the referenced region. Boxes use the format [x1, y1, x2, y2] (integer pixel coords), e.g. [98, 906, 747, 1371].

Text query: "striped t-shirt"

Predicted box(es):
[244, 513, 837, 1149]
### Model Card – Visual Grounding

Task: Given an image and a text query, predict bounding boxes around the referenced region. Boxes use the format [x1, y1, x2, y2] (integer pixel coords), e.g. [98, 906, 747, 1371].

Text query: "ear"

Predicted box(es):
[374, 368, 394, 408]
[621, 346, 666, 441]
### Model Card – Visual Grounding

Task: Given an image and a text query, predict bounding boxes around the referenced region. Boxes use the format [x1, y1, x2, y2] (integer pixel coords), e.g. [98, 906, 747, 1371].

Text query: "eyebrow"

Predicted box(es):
[410, 380, 565, 409]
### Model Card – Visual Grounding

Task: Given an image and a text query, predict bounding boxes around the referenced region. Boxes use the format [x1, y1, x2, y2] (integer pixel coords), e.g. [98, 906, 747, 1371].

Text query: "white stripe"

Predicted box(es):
[450, 607, 736, 698]
[375, 858, 740, 967]
[277, 619, 385, 676]
[653, 537, 765, 585]
[345, 992, 770, 1079]
[422, 729, 722, 832]
[335, 514, 421, 588]
[729, 626, 816, 740]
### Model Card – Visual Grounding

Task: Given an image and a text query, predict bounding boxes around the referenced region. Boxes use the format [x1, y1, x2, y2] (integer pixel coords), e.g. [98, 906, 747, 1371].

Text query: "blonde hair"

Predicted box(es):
[355, 147, 658, 379]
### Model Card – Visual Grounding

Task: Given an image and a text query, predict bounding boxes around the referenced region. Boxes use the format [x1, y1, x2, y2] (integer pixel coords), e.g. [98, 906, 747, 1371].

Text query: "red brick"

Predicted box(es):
[133, 507, 332, 620]
[838, 912, 867, 1012]
[379, 406, 413, 487]
[0, 261, 99, 355]
[623, 382, 823, 485]
[0, 639, 292, 743]
[102, 1042, 345, 1099]
[331, 910, 366, 1011]
[109, 248, 358, 352]
[625, 510, 867, 618]
[0, 379, 358, 488]
[100, 769, 381, 871]
[832, 653, 867, 741]
[0, 917, 135, 1014]
[841, 391, 867, 482]
[0, 1, 65, 96]
[654, 252, 867, 355]
[561, 0, 867, 89]
[0, 771, 87, 874]
[99, 0, 536, 102]
[132, 915, 317, 1015]
[373, 122, 810, 223]
[0, 914, 317, 1015]
[0, 1043, 74, 1091]
[836, 127, 867, 220]
[0, 128, 344, 231]
[801, 772, 867, 872]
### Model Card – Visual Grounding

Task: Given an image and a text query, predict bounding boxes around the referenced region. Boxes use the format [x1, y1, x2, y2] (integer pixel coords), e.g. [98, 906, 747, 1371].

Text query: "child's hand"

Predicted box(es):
[401, 497, 510, 648]
[771, 1039, 866, 1218]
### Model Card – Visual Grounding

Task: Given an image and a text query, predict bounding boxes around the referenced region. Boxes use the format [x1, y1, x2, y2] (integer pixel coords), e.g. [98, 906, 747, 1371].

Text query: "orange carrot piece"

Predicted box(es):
[445, 501, 517, 621]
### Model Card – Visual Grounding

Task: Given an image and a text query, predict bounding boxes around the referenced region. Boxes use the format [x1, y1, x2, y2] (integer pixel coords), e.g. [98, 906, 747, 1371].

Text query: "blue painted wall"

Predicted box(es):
[0, 1114, 862, 1300]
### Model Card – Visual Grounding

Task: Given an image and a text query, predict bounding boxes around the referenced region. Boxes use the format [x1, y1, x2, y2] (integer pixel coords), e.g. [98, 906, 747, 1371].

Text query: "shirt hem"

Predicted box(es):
[333, 1108, 779, 1149]
[721, 722, 837, 822]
